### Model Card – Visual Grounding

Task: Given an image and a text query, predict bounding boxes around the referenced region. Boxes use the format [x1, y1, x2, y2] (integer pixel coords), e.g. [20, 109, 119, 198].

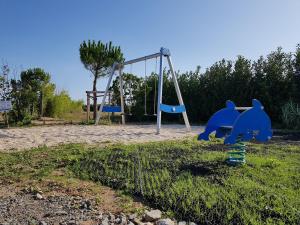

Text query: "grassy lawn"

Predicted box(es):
[0, 138, 299, 224]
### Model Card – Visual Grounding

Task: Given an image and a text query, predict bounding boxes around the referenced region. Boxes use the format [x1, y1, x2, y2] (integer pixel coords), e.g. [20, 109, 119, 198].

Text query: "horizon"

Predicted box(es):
[1, 0, 300, 101]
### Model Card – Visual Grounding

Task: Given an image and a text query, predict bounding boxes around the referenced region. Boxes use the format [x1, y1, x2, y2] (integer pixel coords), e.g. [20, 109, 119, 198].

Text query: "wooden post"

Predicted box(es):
[4, 111, 9, 128]
[39, 91, 43, 119]
[87, 92, 90, 123]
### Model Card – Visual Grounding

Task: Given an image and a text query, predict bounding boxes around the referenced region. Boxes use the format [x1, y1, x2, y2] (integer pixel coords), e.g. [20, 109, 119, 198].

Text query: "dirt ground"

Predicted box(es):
[0, 171, 144, 225]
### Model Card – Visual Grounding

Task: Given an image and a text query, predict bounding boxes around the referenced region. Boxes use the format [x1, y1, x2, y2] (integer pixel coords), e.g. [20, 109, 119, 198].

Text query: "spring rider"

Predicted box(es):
[198, 99, 272, 165]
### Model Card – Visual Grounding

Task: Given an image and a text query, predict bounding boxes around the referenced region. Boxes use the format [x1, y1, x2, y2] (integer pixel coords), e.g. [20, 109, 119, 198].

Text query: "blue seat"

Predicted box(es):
[198, 99, 272, 144]
[160, 104, 186, 114]
[102, 106, 122, 113]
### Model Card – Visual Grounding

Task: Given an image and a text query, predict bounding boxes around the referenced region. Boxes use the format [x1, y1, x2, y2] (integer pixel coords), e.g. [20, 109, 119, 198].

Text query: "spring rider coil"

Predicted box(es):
[226, 139, 246, 165]
[198, 99, 272, 166]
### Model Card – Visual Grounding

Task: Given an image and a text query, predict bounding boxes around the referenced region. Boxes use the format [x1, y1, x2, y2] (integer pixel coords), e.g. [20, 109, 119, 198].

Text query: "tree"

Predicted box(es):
[294, 44, 300, 103]
[79, 40, 124, 120]
[19, 68, 53, 117]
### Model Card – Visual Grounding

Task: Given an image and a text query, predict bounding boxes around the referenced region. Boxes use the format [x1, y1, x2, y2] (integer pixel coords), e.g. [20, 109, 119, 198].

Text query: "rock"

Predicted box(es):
[28, 218, 38, 225]
[108, 213, 115, 222]
[133, 218, 143, 225]
[144, 210, 162, 222]
[39, 222, 47, 225]
[188, 223, 197, 225]
[80, 200, 92, 210]
[55, 210, 68, 216]
[116, 216, 127, 224]
[128, 214, 137, 221]
[178, 222, 186, 225]
[156, 219, 174, 225]
[115, 218, 121, 224]
[127, 222, 135, 225]
[96, 213, 103, 220]
[67, 220, 77, 225]
[120, 216, 127, 224]
[101, 217, 109, 225]
[35, 193, 44, 200]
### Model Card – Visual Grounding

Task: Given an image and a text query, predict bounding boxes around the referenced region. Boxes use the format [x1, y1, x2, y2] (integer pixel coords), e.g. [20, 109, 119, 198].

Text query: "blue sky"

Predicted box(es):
[1, 0, 300, 101]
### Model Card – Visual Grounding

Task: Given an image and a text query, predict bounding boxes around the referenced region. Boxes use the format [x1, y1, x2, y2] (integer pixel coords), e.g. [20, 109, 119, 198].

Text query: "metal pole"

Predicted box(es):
[119, 68, 125, 125]
[108, 92, 111, 123]
[156, 49, 164, 134]
[95, 64, 116, 125]
[166, 56, 191, 131]
[123, 52, 161, 66]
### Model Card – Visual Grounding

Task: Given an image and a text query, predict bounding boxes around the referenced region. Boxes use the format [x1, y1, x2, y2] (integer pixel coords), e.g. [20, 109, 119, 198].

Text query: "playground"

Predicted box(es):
[1, 47, 300, 225]
[1, 1, 300, 224]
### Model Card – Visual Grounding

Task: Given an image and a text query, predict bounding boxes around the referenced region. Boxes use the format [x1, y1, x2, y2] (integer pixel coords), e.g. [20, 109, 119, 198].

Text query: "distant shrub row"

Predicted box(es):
[111, 46, 300, 129]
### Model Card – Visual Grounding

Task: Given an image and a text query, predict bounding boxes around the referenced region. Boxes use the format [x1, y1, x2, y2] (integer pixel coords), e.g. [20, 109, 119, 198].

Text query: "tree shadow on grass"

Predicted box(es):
[201, 143, 258, 153]
[179, 160, 228, 176]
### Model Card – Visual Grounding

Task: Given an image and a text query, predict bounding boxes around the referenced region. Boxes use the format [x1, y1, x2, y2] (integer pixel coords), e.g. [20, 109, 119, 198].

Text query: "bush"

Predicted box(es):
[16, 113, 32, 126]
[281, 101, 300, 130]
[45, 91, 83, 118]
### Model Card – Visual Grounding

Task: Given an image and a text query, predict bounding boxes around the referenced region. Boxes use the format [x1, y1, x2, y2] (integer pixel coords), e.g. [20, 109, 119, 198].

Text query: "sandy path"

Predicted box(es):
[0, 124, 203, 152]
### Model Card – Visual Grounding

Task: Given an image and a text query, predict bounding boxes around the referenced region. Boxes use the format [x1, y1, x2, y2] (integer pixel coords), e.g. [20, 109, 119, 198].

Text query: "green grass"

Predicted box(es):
[0, 138, 299, 224]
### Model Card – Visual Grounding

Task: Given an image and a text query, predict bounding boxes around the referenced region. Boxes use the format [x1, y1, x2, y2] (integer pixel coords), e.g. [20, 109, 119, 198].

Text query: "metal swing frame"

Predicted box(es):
[95, 47, 191, 134]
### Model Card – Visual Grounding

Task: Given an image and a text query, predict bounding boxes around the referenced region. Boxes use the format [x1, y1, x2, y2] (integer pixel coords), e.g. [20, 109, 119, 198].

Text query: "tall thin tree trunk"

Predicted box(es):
[39, 91, 43, 118]
[93, 76, 97, 120]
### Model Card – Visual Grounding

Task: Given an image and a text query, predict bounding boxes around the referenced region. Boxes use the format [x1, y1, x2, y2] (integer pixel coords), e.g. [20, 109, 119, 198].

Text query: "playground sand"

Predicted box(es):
[0, 124, 203, 152]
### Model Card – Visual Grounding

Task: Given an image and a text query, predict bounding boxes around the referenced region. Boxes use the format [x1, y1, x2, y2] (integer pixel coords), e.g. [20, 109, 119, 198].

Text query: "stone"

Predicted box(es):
[132, 218, 143, 225]
[35, 193, 44, 200]
[39, 222, 47, 225]
[128, 214, 137, 221]
[155, 219, 174, 225]
[144, 210, 162, 222]
[108, 213, 115, 222]
[188, 223, 196, 225]
[67, 220, 77, 225]
[127, 222, 135, 225]
[115, 216, 127, 225]
[80, 200, 92, 210]
[120, 216, 127, 225]
[101, 217, 109, 225]
[178, 222, 186, 225]
[55, 210, 68, 216]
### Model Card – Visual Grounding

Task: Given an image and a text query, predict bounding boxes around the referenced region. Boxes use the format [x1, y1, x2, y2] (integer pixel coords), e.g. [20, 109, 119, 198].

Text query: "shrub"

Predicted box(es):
[281, 101, 300, 130]
[45, 91, 83, 118]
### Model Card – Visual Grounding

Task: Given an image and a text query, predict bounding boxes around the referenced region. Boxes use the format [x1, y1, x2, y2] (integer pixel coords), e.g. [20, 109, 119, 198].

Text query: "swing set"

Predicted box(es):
[95, 47, 191, 134]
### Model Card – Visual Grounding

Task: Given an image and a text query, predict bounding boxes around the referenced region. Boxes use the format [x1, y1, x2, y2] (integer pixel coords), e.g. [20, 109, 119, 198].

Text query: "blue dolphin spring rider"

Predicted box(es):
[198, 99, 272, 165]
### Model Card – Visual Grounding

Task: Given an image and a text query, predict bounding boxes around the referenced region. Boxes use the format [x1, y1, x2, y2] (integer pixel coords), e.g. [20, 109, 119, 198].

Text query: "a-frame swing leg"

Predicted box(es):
[118, 68, 125, 125]
[95, 64, 116, 125]
[166, 56, 191, 131]
[156, 50, 164, 134]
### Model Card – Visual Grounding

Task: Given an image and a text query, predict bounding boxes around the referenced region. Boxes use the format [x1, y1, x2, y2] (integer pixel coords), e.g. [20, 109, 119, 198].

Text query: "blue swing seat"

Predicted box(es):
[160, 104, 186, 113]
[102, 106, 122, 113]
